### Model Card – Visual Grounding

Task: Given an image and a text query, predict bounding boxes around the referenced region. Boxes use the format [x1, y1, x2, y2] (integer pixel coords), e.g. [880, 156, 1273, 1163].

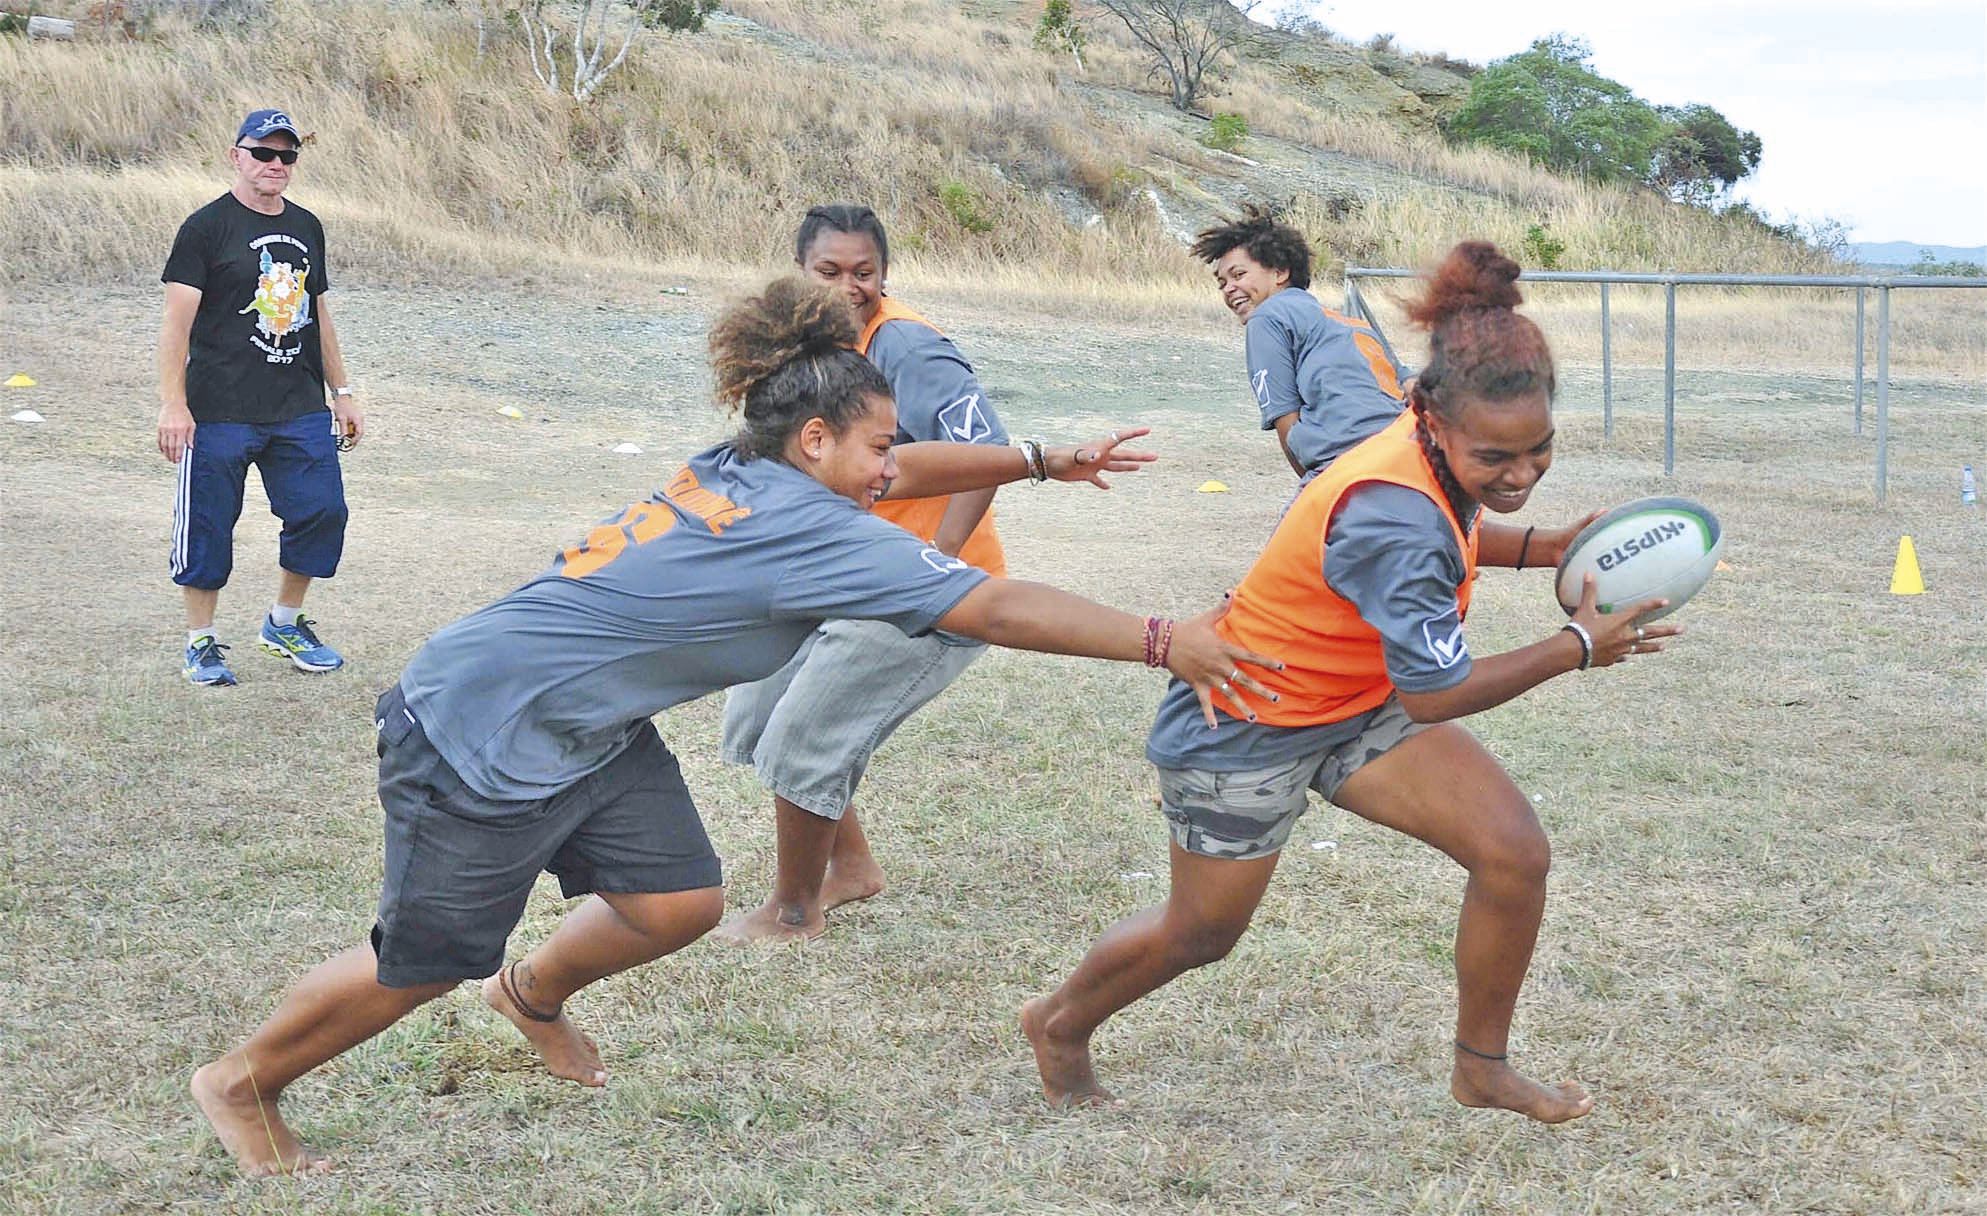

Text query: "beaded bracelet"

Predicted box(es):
[1143, 615, 1175, 668]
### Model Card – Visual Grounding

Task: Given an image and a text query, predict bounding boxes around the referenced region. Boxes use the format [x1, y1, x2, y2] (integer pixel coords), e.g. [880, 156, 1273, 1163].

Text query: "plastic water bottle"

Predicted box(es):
[1965, 465, 1978, 507]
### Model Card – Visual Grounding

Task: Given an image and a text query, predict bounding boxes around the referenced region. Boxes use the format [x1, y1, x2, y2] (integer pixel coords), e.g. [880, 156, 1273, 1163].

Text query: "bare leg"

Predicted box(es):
[276, 568, 311, 611]
[192, 945, 454, 1176]
[713, 796, 839, 944]
[1331, 723, 1593, 1124]
[183, 586, 220, 632]
[820, 805, 886, 911]
[484, 886, 724, 1084]
[1023, 842, 1279, 1108]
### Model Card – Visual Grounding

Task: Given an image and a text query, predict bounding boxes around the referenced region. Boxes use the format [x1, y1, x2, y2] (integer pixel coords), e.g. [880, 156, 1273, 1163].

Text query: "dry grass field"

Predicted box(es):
[1, 271, 1983, 1214]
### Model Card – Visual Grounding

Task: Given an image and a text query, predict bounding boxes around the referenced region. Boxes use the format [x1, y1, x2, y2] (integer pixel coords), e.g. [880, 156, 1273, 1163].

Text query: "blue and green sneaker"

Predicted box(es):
[184, 635, 238, 687]
[258, 614, 346, 673]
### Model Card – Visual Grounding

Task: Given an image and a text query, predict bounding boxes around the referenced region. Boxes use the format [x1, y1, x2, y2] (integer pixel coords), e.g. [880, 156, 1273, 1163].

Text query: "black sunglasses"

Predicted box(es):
[237, 145, 300, 164]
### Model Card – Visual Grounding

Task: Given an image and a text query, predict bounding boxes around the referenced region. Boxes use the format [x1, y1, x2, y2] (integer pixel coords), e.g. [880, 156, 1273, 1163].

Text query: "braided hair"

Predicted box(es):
[709, 276, 891, 461]
[1403, 241, 1557, 522]
[1189, 202, 1313, 290]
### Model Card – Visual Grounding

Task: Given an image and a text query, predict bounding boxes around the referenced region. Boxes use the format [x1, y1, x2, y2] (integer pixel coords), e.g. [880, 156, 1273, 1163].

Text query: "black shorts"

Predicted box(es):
[370, 684, 722, 988]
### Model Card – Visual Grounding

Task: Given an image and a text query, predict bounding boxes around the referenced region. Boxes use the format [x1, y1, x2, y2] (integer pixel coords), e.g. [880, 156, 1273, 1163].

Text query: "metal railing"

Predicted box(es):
[1343, 268, 1987, 503]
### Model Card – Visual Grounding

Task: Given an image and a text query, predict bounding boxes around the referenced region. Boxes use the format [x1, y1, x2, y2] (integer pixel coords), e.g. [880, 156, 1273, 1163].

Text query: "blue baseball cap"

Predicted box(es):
[235, 109, 304, 143]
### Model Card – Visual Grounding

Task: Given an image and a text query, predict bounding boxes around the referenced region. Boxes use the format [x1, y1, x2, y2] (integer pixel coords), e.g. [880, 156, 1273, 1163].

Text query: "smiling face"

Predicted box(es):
[799, 229, 885, 327]
[1423, 390, 1556, 513]
[797, 392, 900, 509]
[229, 132, 299, 204]
[1212, 247, 1290, 324]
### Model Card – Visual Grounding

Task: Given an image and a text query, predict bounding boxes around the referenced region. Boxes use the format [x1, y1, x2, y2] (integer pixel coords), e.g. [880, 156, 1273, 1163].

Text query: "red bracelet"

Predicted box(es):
[1155, 618, 1175, 669]
[1142, 616, 1160, 667]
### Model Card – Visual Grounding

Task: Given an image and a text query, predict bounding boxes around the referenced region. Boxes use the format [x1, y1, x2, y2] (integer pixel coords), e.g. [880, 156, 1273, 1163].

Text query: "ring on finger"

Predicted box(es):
[1109, 430, 1120, 443]
[1635, 626, 1646, 641]
[1219, 681, 1234, 696]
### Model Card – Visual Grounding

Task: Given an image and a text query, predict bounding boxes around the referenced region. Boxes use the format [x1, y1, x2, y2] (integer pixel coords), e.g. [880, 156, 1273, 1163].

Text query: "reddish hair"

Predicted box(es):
[1405, 241, 1555, 422]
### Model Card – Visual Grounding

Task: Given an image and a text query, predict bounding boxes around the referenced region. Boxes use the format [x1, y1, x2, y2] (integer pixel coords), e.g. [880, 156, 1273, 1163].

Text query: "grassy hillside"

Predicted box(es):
[0, 0, 1855, 301]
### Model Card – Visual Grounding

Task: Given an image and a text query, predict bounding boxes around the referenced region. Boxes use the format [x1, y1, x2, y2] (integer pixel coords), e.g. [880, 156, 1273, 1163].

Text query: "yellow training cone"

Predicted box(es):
[4, 373, 35, 387]
[1197, 480, 1229, 493]
[1889, 535, 1925, 595]
[495, 405, 525, 420]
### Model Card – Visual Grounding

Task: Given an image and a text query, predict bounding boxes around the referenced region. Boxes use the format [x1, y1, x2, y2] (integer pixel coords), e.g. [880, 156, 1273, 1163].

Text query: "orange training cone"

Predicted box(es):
[1889, 536, 1925, 595]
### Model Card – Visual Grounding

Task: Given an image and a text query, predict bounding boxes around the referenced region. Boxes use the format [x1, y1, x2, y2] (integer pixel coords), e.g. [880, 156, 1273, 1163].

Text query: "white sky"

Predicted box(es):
[1279, 0, 1987, 246]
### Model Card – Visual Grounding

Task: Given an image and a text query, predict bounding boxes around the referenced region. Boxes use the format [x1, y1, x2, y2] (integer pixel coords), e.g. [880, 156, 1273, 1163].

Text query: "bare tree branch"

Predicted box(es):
[1091, 0, 1258, 113]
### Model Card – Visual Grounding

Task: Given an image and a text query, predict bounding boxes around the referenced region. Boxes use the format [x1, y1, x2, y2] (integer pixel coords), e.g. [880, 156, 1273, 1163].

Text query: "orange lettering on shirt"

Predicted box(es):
[663, 467, 753, 534]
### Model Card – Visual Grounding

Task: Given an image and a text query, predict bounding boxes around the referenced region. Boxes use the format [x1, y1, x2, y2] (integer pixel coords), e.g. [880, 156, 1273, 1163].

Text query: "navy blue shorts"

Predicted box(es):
[369, 684, 724, 988]
[170, 411, 347, 591]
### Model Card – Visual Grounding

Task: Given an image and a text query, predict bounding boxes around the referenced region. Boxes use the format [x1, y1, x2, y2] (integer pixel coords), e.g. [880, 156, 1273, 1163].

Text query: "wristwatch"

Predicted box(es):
[331, 386, 355, 398]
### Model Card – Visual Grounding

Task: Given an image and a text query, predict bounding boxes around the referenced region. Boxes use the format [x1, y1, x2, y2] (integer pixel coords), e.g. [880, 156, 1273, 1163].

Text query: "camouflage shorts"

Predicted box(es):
[1157, 696, 1426, 860]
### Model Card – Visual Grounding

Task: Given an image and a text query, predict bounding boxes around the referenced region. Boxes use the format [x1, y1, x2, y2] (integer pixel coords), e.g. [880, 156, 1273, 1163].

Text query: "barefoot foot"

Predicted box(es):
[712, 899, 826, 945]
[820, 858, 885, 912]
[1021, 997, 1121, 1109]
[481, 972, 606, 1086]
[1451, 1051, 1593, 1123]
[191, 1060, 331, 1178]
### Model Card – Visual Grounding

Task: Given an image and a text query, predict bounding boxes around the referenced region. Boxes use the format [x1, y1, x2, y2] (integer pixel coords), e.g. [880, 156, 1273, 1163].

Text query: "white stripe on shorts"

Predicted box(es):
[170, 439, 193, 576]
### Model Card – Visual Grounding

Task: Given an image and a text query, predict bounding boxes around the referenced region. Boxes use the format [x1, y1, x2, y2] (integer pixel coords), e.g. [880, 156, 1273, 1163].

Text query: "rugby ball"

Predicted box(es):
[1554, 497, 1722, 622]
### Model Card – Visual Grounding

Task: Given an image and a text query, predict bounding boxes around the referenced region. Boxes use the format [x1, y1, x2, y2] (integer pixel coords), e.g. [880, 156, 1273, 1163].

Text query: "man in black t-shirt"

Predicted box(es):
[158, 109, 364, 686]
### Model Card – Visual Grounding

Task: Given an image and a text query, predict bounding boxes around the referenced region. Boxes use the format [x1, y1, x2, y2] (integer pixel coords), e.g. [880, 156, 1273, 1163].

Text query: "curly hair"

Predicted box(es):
[1403, 241, 1557, 518]
[794, 203, 890, 274]
[1189, 203, 1312, 290]
[709, 276, 892, 461]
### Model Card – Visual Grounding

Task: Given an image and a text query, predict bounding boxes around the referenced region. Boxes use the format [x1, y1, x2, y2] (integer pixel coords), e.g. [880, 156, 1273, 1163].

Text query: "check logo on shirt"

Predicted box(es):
[920, 547, 970, 574]
[1251, 368, 1270, 408]
[1422, 618, 1468, 669]
[937, 393, 995, 443]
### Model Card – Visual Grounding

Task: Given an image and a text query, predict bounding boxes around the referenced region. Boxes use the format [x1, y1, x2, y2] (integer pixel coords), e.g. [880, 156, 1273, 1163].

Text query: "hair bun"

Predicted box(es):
[762, 276, 860, 357]
[709, 276, 860, 413]
[1406, 240, 1523, 328]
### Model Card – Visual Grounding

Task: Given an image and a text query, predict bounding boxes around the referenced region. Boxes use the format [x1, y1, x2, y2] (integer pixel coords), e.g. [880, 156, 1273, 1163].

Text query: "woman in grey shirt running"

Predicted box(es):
[190, 277, 1280, 1177]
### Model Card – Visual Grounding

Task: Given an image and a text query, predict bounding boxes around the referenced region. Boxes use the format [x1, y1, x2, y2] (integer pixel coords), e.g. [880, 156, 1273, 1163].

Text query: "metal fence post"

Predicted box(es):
[1344, 275, 1361, 318]
[1854, 286, 1865, 436]
[1876, 285, 1891, 503]
[1601, 281, 1613, 440]
[1663, 281, 1677, 476]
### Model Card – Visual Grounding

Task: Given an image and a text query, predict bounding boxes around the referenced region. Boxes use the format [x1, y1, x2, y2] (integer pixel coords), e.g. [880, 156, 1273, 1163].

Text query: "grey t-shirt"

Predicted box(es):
[1146, 483, 1473, 771]
[400, 443, 989, 800]
[1245, 288, 1406, 474]
[867, 315, 1011, 447]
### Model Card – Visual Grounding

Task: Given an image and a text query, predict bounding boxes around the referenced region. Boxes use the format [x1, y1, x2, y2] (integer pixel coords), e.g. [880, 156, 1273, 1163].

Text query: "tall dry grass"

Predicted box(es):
[0, 0, 1901, 301]
[0, 0, 1176, 286]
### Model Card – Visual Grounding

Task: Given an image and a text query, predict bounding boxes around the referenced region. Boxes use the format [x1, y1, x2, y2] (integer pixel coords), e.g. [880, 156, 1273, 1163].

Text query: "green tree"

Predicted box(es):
[1651, 103, 1762, 203]
[1033, 0, 1086, 70]
[1447, 34, 1664, 184]
[641, 0, 718, 32]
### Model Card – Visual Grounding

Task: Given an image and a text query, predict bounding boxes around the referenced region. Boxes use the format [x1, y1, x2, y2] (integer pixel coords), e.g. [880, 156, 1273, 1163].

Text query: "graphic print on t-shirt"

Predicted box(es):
[239, 239, 315, 362]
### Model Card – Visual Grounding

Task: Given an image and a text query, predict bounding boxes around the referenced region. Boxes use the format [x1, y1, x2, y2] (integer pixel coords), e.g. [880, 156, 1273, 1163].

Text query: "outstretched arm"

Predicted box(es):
[1397, 576, 1681, 722]
[937, 583, 1282, 727]
[884, 428, 1156, 501]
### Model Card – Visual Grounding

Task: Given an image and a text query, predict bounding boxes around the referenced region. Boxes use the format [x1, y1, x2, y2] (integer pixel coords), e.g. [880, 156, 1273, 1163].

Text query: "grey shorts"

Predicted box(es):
[1158, 696, 1428, 861]
[370, 684, 722, 988]
[720, 618, 985, 819]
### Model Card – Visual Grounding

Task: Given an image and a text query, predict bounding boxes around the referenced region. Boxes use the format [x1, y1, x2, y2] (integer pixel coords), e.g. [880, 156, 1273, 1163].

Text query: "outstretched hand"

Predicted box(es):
[1166, 600, 1284, 727]
[1570, 573, 1683, 668]
[1043, 426, 1158, 489]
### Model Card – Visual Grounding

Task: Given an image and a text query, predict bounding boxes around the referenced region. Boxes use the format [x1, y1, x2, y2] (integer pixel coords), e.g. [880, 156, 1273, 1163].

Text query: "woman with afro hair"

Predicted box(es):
[1192, 203, 1408, 479]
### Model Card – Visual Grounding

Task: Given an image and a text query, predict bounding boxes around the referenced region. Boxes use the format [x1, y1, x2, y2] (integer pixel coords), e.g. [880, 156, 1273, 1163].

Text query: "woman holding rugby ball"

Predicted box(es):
[1022, 241, 1680, 1123]
[190, 276, 1277, 1177]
